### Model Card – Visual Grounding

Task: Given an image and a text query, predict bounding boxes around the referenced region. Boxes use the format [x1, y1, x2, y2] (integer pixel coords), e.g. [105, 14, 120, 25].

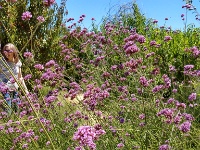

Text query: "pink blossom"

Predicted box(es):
[37, 16, 45, 23]
[21, 11, 32, 20]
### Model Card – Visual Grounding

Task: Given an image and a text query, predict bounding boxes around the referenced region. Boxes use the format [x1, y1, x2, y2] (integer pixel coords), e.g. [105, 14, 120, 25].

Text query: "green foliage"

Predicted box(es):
[0, 0, 67, 64]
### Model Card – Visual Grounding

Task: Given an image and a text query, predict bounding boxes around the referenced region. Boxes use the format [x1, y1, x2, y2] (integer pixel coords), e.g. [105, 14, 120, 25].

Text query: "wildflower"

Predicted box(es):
[164, 36, 172, 42]
[157, 108, 174, 123]
[182, 113, 194, 122]
[34, 64, 44, 70]
[43, 0, 55, 7]
[46, 141, 50, 146]
[172, 89, 177, 93]
[139, 114, 145, 119]
[23, 74, 32, 80]
[150, 40, 157, 46]
[45, 60, 56, 67]
[153, 20, 158, 24]
[190, 46, 200, 57]
[111, 65, 118, 71]
[37, 16, 45, 23]
[184, 65, 194, 71]
[73, 125, 105, 150]
[159, 144, 170, 150]
[21, 11, 32, 20]
[75, 147, 83, 150]
[34, 136, 39, 141]
[117, 142, 125, 148]
[139, 76, 149, 87]
[188, 93, 196, 101]
[137, 35, 146, 44]
[0, 126, 4, 131]
[7, 0, 17, 2]
[22, 143, 28, 149]
[119, 118, 125, 123]
[152, 85, 163, 93]
[173, 115, 182, 124]
[23, 52, 33, 58]
[179, 121, 191, 133]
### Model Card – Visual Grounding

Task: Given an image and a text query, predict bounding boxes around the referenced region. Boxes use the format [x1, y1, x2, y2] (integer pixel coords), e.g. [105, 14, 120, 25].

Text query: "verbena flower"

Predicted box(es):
[188, 93, 197, 101]
[21, 11, 32, 20]
[43, 0, 55, 7]
[23, 52, 33, 58]
[159, 144, 171, 150]
[117, 142, 125, 148]
[34, 64, 44, 70]
[37, 16, 45, 23]
[164, 36, 172, 42]
[73, 125, 105, 150]
[179, 121, 191, 133]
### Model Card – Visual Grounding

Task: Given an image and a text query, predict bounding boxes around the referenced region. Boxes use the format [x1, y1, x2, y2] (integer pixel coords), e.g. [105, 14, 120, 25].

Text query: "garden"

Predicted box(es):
[0, 0, 199, 149]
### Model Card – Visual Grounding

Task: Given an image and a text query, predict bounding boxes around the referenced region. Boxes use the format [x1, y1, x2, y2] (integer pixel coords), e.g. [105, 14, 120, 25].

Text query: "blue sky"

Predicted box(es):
[56, 0, 200, 30]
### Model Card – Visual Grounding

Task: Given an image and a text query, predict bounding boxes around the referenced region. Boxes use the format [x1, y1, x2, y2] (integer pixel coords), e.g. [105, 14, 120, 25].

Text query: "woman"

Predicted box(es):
[0, 43, 28, 114]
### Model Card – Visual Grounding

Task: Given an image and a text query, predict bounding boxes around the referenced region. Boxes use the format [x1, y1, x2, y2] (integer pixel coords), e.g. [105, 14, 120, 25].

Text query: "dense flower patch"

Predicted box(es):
[0, 0, 199, 150]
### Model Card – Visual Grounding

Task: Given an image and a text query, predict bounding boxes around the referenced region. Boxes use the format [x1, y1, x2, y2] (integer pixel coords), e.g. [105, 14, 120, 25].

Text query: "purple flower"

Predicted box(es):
[34, 64, 44, 70]
[184, 65, 194, 71]
[22, 143, 28, 149]
[150, 40, 157, 46]
[73, 125, 105, 149]
[188, 93, 196, 101]
[117, 142, 124, 148]
[153, 20, 158, 24]
[139, 76, 149, 87]
[119, 118, 125, 123]
[7, 0, 17, 2]
[179, 121, 191, 133]
[137, 35, 146, 44]
[152, 85, 163, 93]
[164, 36, 172, 42]
[21, 11, 32, 20]
[159, 144, 170, 150]
[139, 114, 145, 120]
[37, 16, 45, 23]
[43, 0, 55, 7]
[24, 74, 32, 80]
[45, 60, 56, 67]
[46, 141, 50, 146]
[23, 52, 33, 58]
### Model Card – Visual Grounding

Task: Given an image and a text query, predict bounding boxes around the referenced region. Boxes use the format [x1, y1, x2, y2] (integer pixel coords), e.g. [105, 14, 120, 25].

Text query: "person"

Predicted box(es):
[0, 43, 28, 115]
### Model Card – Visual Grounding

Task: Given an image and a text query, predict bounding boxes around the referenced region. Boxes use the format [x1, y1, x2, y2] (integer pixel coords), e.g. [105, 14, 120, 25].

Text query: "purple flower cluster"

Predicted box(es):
[159, 144, 171, 150]
[83, 84, 110, 110]
[162, 74, 171, 88]
[123, 41, 139, 55]
[188, 93, 197, 101]
[37, 16, 45, 23]
[23, 52, 33, 58]
[43, 0, 55, 7]
[21, 11, 32, 20]
[73, 125, 106, 150]
[179, 121, 191, 133]
[139, 76, 149, 87]
[164, 36, 172, 42]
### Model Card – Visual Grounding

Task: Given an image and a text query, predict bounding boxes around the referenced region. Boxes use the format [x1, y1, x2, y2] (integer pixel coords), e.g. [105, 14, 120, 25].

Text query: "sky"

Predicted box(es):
[56, 0, 200, 30]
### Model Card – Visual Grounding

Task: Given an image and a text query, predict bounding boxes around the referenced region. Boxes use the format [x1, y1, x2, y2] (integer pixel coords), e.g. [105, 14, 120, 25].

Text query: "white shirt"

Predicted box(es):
[0, 58, 22, 89]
